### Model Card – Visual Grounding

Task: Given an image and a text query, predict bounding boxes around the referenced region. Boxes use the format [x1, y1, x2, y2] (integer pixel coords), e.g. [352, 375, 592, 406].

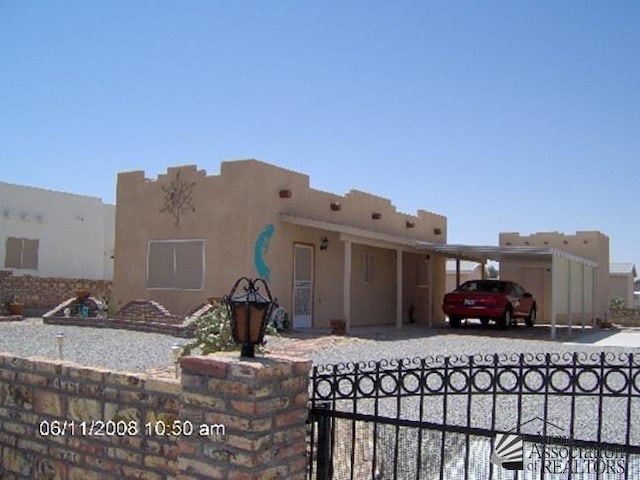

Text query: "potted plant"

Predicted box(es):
[6, 295, 24, 316]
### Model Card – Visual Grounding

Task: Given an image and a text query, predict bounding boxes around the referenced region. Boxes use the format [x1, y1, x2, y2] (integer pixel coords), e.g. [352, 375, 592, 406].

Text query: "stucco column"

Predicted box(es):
[343, 239, 352, 331]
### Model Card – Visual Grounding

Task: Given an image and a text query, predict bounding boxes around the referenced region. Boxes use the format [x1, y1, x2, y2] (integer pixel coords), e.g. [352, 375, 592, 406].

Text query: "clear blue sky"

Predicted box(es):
[1, 1, 638, 271]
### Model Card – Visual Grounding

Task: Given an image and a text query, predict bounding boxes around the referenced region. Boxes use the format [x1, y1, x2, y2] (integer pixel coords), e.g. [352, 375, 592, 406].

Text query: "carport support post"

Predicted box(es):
[550, 255, 557, 340]
[581, 263, 586, 331]
[455, 258, 461, 288]
[592, 265, 597, 327]
[343, 239, 352, 332]
[396, 248, 402, 329]
[567, 261, 573, 336]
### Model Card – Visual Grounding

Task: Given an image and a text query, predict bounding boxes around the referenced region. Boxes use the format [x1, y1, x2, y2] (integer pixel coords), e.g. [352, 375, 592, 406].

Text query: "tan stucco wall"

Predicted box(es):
[114, 160, 447, 326]
[499, 231, 607, 320]
[609, 274, 634, 307]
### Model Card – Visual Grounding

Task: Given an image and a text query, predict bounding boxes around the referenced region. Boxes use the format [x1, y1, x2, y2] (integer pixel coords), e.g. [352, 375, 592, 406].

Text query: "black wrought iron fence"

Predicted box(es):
[307, 352, 640, 480]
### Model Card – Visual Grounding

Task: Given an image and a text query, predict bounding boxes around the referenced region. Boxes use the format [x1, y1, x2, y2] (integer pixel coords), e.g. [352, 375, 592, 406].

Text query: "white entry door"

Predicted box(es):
[293, 244, 313, 328]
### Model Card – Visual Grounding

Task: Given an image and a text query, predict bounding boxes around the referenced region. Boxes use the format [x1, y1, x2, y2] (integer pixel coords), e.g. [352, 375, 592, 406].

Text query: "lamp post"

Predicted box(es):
[55, 332, 64, 360]
[171, 344, 182, 378]
[224, 277, 275, 358]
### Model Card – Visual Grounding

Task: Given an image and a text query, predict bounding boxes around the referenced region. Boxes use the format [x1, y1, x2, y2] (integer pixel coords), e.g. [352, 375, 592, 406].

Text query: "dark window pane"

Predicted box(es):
[22, 239, 39, 270]
[5, 237, 22, 268]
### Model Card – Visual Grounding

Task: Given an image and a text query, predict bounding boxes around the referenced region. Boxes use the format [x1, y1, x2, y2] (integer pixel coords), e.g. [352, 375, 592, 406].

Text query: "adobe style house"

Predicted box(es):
[0, 181, 115, 280]
[499, 231, 608, 323]
[609, 263, 637, 308]
[113, 160, 448, 329]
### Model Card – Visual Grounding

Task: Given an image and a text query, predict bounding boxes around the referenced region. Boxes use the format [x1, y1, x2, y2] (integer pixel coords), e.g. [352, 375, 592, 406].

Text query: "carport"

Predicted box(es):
[416, 242, 598, 339]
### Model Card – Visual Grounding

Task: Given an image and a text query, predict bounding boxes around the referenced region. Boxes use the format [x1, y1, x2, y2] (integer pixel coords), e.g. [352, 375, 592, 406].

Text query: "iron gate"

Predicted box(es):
[307, 352, 640, 479]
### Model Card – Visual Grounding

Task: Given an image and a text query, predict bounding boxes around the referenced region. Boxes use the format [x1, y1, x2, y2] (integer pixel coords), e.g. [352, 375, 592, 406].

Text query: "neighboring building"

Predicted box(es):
[499, 231, 609, 322]
[609, 263, 637, 308]
[445, 260, 483, 293]
[113, 160, 448, 329]
[0, 181, 115, 280]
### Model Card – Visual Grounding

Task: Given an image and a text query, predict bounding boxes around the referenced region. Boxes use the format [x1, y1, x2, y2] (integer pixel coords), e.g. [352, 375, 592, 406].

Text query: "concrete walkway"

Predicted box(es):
[564, 328, 640, 348]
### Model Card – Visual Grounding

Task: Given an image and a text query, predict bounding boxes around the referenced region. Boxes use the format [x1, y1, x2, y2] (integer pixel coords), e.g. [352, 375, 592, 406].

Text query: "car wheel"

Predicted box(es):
[525, 307, 536, 327]
[497, 309, 511, 329]
[480, 318, 490, 327]
[449, 316, 462, 328]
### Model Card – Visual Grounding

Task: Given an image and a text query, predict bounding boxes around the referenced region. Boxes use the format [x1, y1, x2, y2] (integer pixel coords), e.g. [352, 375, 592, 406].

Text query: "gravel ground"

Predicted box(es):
[2, 319, 639, 478]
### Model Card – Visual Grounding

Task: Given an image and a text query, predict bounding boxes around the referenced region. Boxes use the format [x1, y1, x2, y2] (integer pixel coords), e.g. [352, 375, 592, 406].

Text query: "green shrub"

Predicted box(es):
[181, 301, 278, 357]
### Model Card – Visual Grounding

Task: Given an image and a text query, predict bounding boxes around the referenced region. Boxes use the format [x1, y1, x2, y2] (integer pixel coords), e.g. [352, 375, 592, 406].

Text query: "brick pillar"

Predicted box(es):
[177, 353, 311, 480]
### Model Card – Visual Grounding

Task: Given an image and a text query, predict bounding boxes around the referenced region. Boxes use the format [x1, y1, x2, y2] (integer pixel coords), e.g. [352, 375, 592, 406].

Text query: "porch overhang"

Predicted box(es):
[279, 214, 435, 251]
[279, 213, 441, 331]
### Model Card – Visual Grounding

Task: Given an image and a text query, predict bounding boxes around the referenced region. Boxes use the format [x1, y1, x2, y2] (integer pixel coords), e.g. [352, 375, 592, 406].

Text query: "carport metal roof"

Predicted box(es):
[416, 242, 598, 267]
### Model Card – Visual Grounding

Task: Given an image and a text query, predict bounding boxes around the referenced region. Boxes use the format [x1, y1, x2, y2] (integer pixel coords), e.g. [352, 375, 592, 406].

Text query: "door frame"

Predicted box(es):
[292, 242, 315, 328]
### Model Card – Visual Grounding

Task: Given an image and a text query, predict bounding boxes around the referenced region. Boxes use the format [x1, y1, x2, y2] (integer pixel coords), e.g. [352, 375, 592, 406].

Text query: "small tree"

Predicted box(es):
[609, 296, 625, 311]
[486, 264, 499, 279]
[181, 301, 278, 357]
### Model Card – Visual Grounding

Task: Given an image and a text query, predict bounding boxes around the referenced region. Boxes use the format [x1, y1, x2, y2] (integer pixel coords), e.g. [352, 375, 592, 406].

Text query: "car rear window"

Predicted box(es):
[458, 281, 507, 293]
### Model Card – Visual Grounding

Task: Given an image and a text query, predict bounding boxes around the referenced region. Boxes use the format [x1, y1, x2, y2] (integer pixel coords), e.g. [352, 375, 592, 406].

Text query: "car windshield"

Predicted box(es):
[458, 281, 507, 293]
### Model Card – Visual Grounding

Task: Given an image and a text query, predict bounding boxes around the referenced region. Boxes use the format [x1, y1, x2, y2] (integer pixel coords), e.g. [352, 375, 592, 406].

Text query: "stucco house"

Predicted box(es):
[113, 160, 448, 329]
[0, 181, 115, 280]
[609, 263, 637, 308]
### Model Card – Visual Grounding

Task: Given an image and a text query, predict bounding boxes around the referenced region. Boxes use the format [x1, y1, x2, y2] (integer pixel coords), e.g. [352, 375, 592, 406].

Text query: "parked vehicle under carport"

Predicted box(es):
[442, 279, 537, 329]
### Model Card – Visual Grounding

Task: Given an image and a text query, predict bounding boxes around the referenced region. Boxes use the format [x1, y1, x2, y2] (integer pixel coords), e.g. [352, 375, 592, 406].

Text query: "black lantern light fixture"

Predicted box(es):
[224, 277, 275, 358]
[320, 237, 329, 251]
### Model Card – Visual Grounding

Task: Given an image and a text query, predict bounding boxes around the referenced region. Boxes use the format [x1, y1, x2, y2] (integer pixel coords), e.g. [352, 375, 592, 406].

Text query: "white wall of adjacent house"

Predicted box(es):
[0, 181, 115, 280]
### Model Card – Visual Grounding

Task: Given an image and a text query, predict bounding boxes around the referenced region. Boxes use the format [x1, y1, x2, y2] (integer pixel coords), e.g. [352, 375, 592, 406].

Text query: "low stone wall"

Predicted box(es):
[610, 308, 640, 327]
[0, 354, 180, 479]
[0, 270, 112, 316]
[0, 352, 311, 479]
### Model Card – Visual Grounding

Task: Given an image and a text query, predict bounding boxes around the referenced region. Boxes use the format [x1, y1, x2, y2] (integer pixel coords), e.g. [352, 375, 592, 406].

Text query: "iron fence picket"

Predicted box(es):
[308, 352, 640, 480]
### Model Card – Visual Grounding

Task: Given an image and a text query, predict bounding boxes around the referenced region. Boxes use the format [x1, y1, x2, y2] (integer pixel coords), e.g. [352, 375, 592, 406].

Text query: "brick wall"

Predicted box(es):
[611, 308, 640, 327]
[0, 270, 112, 315]
[0, 353, 311, 480]
[0, 355, 180, 479]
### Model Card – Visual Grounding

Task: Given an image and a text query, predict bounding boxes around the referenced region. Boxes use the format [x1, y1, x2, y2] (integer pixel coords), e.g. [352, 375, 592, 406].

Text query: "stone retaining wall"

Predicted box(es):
[0, 352, 311, 479]
[0, 270, 112, 315]
[610, 308, 640, 327]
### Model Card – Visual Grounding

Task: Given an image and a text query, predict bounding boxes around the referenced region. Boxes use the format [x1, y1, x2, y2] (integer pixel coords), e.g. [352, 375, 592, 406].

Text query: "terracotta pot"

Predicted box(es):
[330, 319, 346, 336]
[8, 302, 24, 315]
[76, 290, 91, 300]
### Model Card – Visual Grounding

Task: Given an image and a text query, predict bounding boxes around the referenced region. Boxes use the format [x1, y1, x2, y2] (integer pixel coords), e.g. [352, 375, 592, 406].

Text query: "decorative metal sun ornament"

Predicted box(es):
[160, 170, 196, 225]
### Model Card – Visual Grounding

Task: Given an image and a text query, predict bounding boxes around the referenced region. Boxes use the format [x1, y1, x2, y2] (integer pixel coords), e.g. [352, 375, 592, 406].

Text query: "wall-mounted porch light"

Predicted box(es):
[224, 277, 275, 358]
[330, 202, 341, 211]
[320, 237, 329, 251]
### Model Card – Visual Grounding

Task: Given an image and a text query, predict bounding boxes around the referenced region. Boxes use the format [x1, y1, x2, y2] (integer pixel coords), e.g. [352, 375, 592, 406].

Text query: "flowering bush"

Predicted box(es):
[181, 301, 279, 357]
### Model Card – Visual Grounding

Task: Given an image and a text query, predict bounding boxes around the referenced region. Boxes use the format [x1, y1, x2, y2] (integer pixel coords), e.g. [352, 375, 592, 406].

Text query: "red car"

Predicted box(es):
[442, 279, 537, 329]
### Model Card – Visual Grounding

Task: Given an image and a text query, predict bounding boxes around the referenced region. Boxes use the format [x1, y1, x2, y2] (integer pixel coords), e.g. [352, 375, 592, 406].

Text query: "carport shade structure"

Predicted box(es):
[416, 242, 598, 339]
